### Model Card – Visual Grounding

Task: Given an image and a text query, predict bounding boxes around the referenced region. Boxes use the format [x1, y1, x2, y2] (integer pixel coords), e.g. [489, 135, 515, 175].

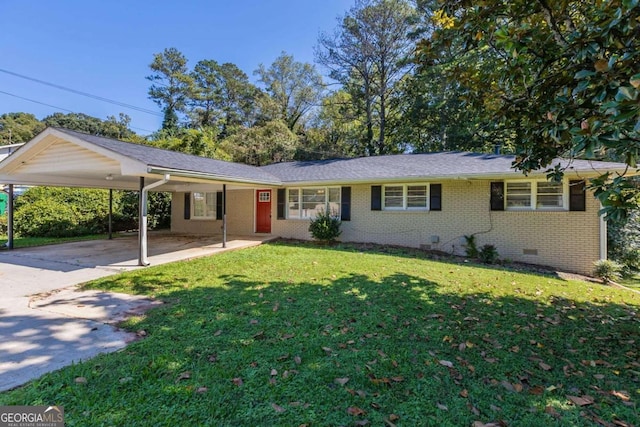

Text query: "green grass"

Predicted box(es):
[1, 242, 639, 426]
[0, 233, 116, 249]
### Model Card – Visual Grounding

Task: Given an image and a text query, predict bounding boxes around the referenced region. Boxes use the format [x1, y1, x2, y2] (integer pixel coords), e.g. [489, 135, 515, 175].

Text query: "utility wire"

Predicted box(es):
[0, 89, 156, 134]
[0, 67, 163, 117]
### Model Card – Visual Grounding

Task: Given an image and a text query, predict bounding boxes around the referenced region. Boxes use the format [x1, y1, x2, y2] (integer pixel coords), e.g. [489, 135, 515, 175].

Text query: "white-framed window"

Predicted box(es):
[192, 192, 216, 218]
[383, 184, 428, 210]
[258, 191, 270, 202]
[505, 180, 567, 210]
[287, 187, 340, 219]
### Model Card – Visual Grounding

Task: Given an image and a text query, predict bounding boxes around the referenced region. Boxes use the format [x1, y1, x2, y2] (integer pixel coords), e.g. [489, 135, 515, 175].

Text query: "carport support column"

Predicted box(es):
[138, 174, 170, 267]
[138, 177, 147, 266]
[108, 188, 113, 240]
[222, 184, 227, 248]
[7, 184, 14, 250]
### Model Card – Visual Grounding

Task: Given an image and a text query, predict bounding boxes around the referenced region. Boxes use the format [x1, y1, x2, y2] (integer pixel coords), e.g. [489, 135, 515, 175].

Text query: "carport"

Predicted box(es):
[0, 127, 282, 265]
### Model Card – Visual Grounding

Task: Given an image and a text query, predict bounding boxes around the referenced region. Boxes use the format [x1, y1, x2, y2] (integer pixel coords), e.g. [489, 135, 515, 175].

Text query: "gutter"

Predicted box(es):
[147, 166, 281, 187]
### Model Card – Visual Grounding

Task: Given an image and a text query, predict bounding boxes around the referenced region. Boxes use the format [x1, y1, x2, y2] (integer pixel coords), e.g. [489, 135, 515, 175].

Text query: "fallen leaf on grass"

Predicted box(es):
[460, 389, 469, 398]
[270, 369, 278, 376]
[294, 355, 302, 364]
[208, 353, 218, 363]
[271, 403, 285, 413]
[439, 360, 454, 368]
[213, 329, 222, 336]
[176, 371, 191, 382]
[354, 420, 370, 426]
[436, 403, 448, 411]
[232, 377, 243, 386]
[335, 377, 350, 385]
[281, 333, 295, 340]
[539, 362, 552, 371]
[611, 390, 630, 401]
[322, 346, 333, 355]
[544, 406, 561, 419]
[567, 395, 594, 406]
[74, 377, 87, 384]
[347, 406, 366, 416]
[196, 386, 208, 393]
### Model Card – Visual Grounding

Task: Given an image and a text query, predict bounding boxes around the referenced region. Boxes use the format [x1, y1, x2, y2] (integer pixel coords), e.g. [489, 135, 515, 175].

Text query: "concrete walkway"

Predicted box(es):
[0, 234, 272, 392]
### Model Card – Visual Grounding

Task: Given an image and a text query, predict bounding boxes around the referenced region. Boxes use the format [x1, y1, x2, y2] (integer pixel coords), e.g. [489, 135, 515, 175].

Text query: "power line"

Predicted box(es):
[0, 67, 163, 117]
[0, 90, 156, 134]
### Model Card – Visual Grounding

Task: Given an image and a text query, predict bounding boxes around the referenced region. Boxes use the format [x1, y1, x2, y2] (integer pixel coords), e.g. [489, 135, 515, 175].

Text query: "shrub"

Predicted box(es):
[309, 210, 342, 242]
[463, 235, 479, 258]
[478, 244, 499, 264]
[593, 259, 623, 283]
[608, 209, 640, 277]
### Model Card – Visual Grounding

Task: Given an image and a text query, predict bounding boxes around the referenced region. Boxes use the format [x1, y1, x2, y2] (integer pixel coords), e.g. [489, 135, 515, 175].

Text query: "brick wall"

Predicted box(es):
[171, 189, 255, 235]
[271, 181, 602, 275]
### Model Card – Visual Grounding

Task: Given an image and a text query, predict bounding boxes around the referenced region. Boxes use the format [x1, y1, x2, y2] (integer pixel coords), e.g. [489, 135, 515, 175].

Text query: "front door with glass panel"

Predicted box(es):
[256, 189, 272, 233]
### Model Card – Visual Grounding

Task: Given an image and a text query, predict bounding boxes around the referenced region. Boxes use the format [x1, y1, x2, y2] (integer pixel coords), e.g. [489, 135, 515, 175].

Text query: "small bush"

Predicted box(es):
[478, 244, 499, 264]
[309, 210, 342, 242]
[463, 235, 479, 258]
[593, 259, 623, 283]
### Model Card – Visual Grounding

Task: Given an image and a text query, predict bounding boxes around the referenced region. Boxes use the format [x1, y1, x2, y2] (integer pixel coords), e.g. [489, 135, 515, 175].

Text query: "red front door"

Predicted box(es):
[256, 189, 272, 233]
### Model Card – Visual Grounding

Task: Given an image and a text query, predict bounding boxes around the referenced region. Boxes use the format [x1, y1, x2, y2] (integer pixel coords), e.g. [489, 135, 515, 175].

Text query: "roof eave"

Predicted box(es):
[147, 166, 282, 187]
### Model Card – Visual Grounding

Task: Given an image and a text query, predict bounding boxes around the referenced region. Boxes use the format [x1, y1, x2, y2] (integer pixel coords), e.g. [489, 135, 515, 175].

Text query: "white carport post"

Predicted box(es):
[138, 174, 170, 266]
[6, 184, 14, 250]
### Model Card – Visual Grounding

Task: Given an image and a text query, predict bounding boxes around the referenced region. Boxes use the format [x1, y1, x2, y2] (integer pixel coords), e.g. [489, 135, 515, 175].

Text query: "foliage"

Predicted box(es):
[13, 187, 118, 237]
[0, 112, 45, 144]
[43, 112, 135, 139]
[416, 0, 640, 219]
[593, 259, 623, 283]
[317, 0, 417, 155]
[188, 60, 260, 134]
[147, 47, 193, 131]
[608, 208, 640, 276]
[308, 209, 342, 242]
[255, 52, 324, 131]
[222, 119, 298, 166]
[148, 128, 231, 159]
[462, 234, 479, 258]
[478, 244, 499, 264]
[3, 242, 638, 425]
[119, 191, 172, 231]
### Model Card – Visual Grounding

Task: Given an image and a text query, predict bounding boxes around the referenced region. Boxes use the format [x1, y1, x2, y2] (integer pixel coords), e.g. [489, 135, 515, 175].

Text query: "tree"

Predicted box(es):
[416, 0, 640, 219]
[222, 119, 298, 166]
[317, 0, 417, 155]
[147, 47, 192, 132]
[189, 61, 260, 135]
[43, 112, 135, 139]
[255, 52, 324, 131]
[0, 112, 45, 144]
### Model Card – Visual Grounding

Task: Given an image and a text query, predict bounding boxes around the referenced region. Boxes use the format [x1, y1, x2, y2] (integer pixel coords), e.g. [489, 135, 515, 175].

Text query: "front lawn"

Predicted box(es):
[1, 242, 638, 426]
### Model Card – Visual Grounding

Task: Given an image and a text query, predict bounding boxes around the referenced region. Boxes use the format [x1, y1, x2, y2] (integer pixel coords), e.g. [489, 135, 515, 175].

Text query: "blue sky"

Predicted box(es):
[0, 1, 354, 136]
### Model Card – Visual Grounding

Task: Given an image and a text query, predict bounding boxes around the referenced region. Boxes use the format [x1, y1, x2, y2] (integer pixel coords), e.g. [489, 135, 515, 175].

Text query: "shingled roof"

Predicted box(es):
[54, 128, 282, 185]
[260, 152, 628, 184]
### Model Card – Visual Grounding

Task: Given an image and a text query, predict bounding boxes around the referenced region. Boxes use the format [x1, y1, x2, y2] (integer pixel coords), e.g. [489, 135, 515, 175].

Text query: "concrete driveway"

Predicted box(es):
[0, 233, 271, 392]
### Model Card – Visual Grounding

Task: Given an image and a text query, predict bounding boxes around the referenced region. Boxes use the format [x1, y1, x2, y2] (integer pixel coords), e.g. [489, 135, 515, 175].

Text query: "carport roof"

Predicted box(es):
[0, 127, 282, 190]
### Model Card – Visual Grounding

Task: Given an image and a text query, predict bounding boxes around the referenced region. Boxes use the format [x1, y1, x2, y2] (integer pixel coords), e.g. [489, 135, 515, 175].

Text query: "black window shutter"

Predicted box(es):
[430, 184, 442, 211]
[371, 185, 382, 211]
[216, 192, 223, 220]
[184, 192, 191, 220]
[277, 188, 286, 220]
[490, 182, 505, 211]
[569, 180, 586, 211]
[341, 186, 351, 221]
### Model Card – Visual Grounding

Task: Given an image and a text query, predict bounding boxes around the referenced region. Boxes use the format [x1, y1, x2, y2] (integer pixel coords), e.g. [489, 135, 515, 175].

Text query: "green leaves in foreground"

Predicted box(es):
[2, 242, 639, 426]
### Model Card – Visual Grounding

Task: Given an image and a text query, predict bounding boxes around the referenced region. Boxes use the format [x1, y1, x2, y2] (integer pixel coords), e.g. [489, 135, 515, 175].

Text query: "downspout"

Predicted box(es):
[139, 174, 170, 266]
[599, 203, 607, 260]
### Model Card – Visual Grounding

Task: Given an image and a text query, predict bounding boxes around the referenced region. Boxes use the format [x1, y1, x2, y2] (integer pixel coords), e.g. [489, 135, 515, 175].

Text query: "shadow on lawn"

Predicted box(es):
[24, 265, 640, 426]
